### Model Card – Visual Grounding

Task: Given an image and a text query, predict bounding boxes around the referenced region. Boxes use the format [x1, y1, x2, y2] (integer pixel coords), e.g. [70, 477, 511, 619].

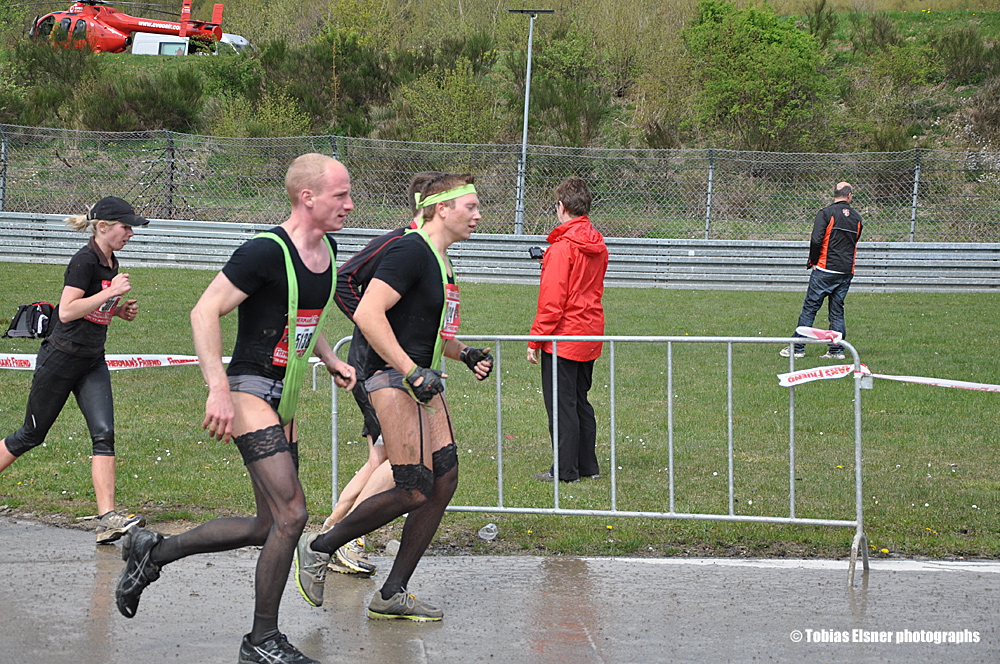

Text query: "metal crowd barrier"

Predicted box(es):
[318, 334, 870, 584]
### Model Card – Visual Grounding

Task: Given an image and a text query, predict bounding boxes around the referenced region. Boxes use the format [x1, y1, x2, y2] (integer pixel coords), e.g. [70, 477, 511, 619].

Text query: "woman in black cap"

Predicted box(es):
[0, 196, 149, 544]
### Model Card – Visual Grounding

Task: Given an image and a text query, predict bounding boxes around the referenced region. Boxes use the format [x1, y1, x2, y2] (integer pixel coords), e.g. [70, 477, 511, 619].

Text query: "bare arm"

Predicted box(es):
[313, 332, 357, 390]
[353, 278, 417, 376]
[190, 272, 247, 442]
[58, 272, 132, 323]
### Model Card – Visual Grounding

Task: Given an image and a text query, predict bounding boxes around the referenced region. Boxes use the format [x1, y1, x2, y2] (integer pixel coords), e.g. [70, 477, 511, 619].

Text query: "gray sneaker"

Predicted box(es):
[294, 533, 330, 607]
[368, 590, 443, 621]
[95, 510, 145, 544]
[821, 351, 846, 360]
[779, 347, 805, 359]
[335, 538, 376, 575]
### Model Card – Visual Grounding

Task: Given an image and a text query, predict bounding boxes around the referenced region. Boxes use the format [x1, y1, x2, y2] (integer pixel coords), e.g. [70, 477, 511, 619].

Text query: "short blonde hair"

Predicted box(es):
[285, 153, 338, 204]
[64, 213, 120, 236]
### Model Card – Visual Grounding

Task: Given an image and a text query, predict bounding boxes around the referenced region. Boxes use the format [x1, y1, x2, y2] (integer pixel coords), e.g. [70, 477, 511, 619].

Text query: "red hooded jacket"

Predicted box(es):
[529, 215, 609, 362]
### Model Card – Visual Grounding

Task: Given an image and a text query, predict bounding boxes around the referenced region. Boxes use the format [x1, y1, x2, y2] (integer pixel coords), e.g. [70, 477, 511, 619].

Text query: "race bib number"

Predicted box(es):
[83, 280, 120, 326]
[273, 308, 323, 367]
[440, 284, 460, 340]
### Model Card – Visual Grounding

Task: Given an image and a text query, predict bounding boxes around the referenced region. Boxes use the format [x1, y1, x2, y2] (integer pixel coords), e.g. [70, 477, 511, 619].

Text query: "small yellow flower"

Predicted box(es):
[881, 548, 889, 554]
[527, 530, 533, 534]
[836, 465, 844, 469]
[606, 525, 613, 530]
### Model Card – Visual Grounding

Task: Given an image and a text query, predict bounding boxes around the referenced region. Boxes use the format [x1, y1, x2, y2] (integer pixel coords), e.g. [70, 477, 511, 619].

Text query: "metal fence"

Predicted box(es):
[324, 334, 870, 584]
[5, 212, 999, 292]
[2, 123, 1000, 241]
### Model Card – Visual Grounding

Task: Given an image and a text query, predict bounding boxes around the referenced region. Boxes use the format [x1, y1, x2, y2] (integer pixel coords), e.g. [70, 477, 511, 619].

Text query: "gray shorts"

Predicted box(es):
[228, 375, 283, 413]
[364, 368, 407, 393]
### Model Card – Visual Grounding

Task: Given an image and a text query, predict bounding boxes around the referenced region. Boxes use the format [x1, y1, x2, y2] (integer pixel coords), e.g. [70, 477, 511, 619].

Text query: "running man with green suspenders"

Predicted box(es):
[295, 173, 494, 621]
[114, 154, 357, 664]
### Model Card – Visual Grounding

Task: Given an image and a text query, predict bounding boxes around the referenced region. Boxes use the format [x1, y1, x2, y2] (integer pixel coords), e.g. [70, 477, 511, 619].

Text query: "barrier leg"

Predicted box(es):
[849, 530, 869, 586]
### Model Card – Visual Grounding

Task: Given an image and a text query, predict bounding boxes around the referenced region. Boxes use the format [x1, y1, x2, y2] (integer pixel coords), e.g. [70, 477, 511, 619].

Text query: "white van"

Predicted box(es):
[129, 32, 252, 56]
[131, 32, 188, 56]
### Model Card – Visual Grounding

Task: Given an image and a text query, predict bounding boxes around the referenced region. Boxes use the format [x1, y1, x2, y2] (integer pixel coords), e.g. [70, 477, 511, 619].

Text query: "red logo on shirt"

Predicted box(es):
[84, 280, 120, 326]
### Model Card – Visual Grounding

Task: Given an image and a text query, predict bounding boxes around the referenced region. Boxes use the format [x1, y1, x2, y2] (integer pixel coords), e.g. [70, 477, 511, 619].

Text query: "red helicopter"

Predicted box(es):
[26, 0, 224, 53]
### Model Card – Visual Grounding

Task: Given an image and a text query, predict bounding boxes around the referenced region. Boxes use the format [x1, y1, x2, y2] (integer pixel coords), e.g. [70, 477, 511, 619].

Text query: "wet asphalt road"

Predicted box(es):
[0, 516, 997, 664]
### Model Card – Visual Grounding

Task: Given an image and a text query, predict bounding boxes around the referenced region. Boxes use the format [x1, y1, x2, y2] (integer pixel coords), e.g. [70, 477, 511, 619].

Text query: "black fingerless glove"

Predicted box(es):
[460, 346, 494, 380]
[405, 365, 445, 403]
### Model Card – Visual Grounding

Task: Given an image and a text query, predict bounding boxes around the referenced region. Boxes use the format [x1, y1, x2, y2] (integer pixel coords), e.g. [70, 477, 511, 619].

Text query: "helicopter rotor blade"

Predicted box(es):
[2, 1, 181, 19]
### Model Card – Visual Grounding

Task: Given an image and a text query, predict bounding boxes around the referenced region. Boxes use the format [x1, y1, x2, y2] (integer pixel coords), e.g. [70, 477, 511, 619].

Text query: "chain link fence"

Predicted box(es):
[2, 124, 999, 242]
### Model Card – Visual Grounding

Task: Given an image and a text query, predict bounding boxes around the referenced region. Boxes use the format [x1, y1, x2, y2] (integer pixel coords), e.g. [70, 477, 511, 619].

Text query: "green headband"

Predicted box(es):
[418, 184, 477, 209]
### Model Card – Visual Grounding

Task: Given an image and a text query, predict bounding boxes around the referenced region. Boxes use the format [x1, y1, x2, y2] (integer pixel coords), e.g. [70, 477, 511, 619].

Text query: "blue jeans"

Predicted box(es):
[794, 269, 853, 353]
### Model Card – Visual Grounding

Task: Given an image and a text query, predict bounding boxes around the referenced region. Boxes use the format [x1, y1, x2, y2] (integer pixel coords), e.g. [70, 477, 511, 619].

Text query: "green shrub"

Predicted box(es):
[258, 32, 397, 135]
[930, 25, 995, 84]
[683, 0, 833, 152]
[0, 40, 97, 125]
[209, 89, 310, 138]
[390, 58, 508, 144]
[803, 0, 838, 50]
[966, 75, 1000, 147]
[200, 50, 265, 101]
[77, 67, 203, 132]
[847, 10, 898, 58]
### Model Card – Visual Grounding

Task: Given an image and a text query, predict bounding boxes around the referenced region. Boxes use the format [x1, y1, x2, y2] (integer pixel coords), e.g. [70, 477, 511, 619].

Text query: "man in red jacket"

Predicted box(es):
[527, 176, 609, 483]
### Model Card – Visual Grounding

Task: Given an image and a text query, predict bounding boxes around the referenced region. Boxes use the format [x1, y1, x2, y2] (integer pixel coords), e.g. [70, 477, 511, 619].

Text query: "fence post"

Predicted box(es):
[329, 135, 339, 160]
[909, 148, 921, 242]
[165, 130, 175, 219]
[0, 124, 7, 212]
[704, 148, 714, 240]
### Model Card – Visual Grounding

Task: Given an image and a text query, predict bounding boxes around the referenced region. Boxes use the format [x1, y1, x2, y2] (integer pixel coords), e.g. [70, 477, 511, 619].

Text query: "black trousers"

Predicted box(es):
[4, 341, 114, 457]
[540, 351, 599, 482]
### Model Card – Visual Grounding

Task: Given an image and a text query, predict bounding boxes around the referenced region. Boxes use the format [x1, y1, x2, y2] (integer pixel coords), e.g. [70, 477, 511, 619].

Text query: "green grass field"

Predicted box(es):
[1, 261, 998, 560]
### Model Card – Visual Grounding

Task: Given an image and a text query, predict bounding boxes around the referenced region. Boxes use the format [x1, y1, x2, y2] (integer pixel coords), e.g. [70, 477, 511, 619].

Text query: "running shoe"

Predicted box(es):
[335, 537, 376, 575]
[779, 347, 805, 359]
[238, 632, 319, 664]
[115, 527, 163, 618]
[327, 557, 359, 575]
[95, 510, 145, 544]
[821, 351, 846, 360]
[368, 590, 443, 621]
[294, 533, 330, 607]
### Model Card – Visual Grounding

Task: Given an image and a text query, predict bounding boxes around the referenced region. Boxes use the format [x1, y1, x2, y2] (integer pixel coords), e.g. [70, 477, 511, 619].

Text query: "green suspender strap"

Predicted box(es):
[255, 232, 337, 425]
[407, 228, 458, 369]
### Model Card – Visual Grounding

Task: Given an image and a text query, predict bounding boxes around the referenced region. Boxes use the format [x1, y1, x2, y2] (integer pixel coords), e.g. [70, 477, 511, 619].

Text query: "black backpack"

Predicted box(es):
[5, 302, 55, 339]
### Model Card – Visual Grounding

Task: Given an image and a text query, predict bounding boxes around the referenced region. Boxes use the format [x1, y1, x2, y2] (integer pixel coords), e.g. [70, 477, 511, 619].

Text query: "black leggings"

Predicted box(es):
[4, 341, 115, 457]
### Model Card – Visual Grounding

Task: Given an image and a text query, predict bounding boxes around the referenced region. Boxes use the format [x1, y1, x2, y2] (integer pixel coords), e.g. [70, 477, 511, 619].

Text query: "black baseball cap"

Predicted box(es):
[87, 196, 149, 226]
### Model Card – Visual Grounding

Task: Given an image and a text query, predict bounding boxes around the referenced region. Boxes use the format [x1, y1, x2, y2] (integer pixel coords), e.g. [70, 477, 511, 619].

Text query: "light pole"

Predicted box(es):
[509, 8, 553, 235]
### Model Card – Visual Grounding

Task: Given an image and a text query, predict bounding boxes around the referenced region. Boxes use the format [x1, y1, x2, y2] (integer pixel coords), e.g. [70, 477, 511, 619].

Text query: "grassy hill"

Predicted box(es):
[1, 0, 999, 153]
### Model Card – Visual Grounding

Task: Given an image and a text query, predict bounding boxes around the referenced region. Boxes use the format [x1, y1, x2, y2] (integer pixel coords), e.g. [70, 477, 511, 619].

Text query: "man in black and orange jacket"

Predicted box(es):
[782, 182, 863, 360]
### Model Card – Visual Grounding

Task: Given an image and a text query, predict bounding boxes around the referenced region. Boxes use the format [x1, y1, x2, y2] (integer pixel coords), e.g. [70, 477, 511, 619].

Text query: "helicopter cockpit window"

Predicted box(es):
[56, 17, 72, 40]
[72, 20, 88, 41]
[35, 16, 55, 38]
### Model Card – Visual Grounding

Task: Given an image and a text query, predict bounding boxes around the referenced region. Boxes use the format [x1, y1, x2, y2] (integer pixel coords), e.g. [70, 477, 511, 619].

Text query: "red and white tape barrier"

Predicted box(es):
[777, 363, 869, 388]
[795, 326, 843, 343]
[864, 372, 1000, 393]
[779, 327, 1000, 392]
[0, 353, 204, 371]
[0, 353, 325, 371]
